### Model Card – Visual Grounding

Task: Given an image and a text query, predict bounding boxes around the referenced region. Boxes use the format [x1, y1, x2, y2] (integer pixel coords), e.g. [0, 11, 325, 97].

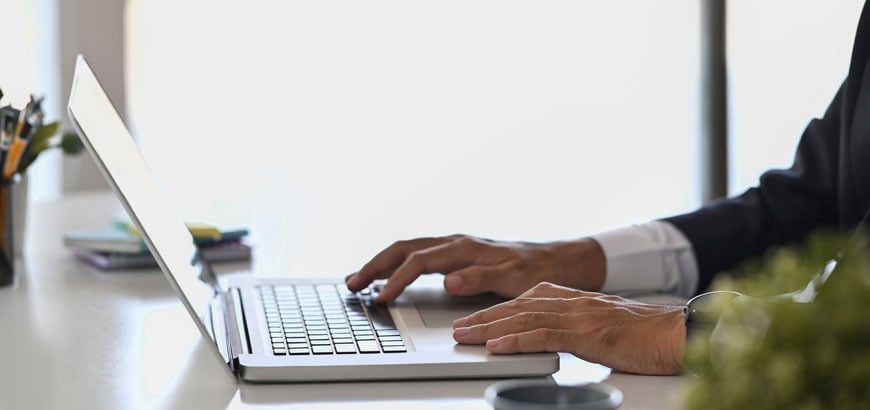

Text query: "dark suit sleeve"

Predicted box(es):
[663, 82, 845, 294]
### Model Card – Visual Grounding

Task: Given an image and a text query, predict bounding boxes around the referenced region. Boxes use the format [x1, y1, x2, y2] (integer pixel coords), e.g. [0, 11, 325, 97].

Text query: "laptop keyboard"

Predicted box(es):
[259, 284, 407, 356]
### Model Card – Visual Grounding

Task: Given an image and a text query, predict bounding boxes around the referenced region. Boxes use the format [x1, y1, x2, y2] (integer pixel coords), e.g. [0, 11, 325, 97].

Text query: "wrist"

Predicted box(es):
[666, 308, 688, 373]
[549, 238, 606, 291]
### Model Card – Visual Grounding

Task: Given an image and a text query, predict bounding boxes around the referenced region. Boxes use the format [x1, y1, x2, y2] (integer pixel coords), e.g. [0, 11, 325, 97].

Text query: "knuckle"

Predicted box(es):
[534, 282, 557, 291]
[574, 296, 604, 307]
[446, 233, 467, 241]
[540, 329, 567, 350]
[454, 236, 476, 247]
[404, 250, 427, 267]
[536, 328, 559, 340]
[464, 309, 487, 323]
[391, 239, 410, 249]
[504, 335, 521, 350]
[513, 311, 541, 326]
[530, 283, 549, 292]
[508, 297, 531, 310]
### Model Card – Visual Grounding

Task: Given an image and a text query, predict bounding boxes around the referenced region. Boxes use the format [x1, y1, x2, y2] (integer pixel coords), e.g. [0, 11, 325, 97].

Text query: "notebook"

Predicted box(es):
[72, 241, 252, 270]
[67, 55, 559, 382]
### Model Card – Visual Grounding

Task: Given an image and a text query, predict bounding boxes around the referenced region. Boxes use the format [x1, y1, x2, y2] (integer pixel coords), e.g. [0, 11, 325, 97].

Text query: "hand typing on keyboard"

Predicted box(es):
[345, 235, 606, 303]
[345, 235, 686, 376]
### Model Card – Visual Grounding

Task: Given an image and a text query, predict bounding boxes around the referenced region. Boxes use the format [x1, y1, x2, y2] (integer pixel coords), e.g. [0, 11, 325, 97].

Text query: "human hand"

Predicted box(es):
[452, 282, 686, 375]
[345, 235, 606, 303]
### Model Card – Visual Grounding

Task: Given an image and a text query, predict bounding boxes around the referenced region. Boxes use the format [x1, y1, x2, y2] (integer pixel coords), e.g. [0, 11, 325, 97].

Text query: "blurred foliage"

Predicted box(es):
[17, 122, 83, 172]
[680, 231, 870, 409]
[0, 88, 84, 177]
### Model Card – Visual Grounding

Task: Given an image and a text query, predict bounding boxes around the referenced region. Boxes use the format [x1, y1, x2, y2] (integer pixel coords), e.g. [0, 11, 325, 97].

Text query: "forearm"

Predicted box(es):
[544, 237, 606, 291]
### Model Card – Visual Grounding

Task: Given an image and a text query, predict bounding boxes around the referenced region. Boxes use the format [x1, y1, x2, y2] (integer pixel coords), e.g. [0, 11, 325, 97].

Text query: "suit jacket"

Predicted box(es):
[664, 2, 870, 294]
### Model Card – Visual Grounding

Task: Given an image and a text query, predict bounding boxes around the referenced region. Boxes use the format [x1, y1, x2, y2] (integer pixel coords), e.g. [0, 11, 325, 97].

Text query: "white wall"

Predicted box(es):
[56, 0, 125, 194]
[127, 1, 701, 277]
[27, 0, 122, 203]
[728, 0, 865, 193]
[22, 0, 864, 279]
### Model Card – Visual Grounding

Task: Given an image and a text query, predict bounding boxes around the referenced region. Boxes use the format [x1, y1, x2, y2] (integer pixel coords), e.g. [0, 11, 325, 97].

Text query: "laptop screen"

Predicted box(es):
[67, 55, 220, 348]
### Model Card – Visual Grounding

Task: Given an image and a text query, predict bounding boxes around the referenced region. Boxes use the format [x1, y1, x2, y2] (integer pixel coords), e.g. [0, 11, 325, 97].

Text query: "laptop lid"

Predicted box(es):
[67, 55, 231, 370]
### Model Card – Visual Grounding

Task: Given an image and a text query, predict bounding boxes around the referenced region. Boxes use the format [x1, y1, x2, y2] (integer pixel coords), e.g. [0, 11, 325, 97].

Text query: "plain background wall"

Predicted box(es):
[127, 0, 701, 277]
[6, 0, 865, 278]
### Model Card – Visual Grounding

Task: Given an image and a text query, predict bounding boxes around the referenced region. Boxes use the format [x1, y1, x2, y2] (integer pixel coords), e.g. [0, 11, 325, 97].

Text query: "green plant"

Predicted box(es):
[18, 122, 84, 172]
[680, 231, 870, 409]
[0, 89, 84, 177]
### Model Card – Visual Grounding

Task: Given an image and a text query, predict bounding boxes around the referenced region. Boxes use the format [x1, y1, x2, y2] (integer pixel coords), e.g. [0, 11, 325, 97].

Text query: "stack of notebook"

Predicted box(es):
[64, 219, 252, 270]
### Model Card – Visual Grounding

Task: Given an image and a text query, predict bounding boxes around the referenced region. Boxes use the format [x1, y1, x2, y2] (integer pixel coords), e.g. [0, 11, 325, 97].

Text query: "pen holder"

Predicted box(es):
[0, 174, 21, 287]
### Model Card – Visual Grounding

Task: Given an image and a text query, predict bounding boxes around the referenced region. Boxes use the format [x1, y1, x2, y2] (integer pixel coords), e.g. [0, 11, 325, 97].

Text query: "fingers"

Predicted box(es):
[453, 311, 566, 344]
[454, 297, 570, 327]
[345, 237, 452, 291]
[487, 329, 573, 354]
[442, 265, 502, 296]
[375, 236, 496, 302]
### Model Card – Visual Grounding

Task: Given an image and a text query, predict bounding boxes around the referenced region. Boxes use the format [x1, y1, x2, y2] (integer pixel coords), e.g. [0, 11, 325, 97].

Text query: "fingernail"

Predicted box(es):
[453, 327, 470, 339]
[487, 338, 505, 352]
[445, 275, 464, 292]
[453, 317, 468, 328]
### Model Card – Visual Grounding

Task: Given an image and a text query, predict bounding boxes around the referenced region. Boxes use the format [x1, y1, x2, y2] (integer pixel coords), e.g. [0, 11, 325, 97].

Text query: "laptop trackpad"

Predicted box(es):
[399, 287, 508, 328]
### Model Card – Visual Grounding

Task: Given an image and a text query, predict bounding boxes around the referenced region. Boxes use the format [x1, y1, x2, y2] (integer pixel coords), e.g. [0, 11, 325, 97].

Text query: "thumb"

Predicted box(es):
[443, 266, 499, 296]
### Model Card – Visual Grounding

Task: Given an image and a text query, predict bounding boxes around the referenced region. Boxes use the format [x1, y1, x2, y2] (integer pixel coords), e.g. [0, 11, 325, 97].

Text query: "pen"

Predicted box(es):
[0, 112, 6, 149]
[3, 103, 31, 179]
[0, 111, 6, 172]
[23, 95, 44, 139]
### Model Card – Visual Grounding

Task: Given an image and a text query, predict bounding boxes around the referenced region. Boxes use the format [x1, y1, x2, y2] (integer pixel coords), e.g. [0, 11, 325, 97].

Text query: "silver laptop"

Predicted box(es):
[67, 55, 559, 382]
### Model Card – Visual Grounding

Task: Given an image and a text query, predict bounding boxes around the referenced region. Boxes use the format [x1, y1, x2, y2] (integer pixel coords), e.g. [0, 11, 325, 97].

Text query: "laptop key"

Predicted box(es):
[288, 348, 310, 355]
[380, 340, 405, 347]
[312, 345, 334, 355]
[335, 344, 357, 354]
[357, 340, 381, 353]
[273, 348, 287, 355]
[383, 345, 407, 353]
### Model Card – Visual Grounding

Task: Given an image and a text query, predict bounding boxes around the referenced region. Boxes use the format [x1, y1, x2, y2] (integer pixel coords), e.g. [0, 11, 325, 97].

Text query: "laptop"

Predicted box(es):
[67, 55, 559, 382]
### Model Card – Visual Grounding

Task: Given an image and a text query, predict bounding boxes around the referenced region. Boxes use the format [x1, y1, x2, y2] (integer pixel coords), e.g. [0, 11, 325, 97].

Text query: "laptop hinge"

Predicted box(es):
[208, 295, 233, 369]
[225, 288, 252, 362]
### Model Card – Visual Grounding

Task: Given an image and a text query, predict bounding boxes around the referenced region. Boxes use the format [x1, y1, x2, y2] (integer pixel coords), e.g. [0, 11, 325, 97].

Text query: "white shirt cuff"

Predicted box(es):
[590, 221, 699, 299]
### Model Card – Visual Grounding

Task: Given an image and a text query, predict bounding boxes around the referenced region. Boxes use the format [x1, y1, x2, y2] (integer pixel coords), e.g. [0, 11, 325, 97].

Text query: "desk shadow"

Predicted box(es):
[238, 377, 551, 406]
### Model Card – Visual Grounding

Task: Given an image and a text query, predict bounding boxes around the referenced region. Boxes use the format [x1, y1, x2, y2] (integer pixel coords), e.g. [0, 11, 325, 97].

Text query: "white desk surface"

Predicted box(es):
[0, 191, 682, 409]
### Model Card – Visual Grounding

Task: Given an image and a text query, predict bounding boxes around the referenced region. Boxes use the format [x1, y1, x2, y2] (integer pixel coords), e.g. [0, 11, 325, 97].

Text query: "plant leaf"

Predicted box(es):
[27, 121, 59, 157]
[60, 132, 85, 154]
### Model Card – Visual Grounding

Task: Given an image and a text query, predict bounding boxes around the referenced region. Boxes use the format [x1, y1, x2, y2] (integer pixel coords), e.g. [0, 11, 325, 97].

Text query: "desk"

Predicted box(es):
[0, 192, 682, 409]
